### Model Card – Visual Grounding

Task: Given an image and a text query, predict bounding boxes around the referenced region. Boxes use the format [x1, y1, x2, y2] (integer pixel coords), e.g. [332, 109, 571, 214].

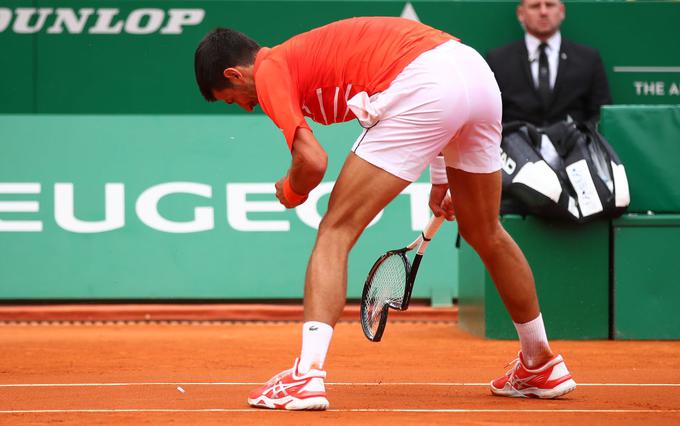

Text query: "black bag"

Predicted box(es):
[500, 120, 630, 223]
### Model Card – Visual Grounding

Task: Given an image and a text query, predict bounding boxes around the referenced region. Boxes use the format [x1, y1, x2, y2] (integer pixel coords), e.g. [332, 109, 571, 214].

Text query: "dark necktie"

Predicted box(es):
[538, 43, 551, 106]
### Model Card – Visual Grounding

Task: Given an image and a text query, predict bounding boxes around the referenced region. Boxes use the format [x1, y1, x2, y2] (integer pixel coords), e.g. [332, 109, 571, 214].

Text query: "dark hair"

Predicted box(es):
[194, 28, 260, 101]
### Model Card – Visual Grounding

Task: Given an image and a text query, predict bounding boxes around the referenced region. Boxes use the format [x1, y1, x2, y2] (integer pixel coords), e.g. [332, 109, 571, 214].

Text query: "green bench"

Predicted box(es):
[458, 106, 680, 340]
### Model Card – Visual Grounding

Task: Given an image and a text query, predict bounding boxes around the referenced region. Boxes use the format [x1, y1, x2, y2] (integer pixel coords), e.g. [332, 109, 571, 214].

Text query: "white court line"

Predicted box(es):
[0, 408, 678, 414]
[0, 382, 679, 388]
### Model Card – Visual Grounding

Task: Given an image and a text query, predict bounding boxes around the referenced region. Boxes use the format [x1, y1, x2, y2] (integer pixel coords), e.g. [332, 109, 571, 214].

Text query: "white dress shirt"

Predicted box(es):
[525, 32, 561, 90]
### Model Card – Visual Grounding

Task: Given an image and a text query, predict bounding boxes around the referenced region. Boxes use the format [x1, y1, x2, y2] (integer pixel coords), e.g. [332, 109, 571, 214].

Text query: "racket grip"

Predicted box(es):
[423, 215, 445, 240]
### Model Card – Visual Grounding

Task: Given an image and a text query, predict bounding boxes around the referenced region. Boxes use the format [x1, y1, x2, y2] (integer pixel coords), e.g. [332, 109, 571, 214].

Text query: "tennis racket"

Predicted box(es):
[360, 215, 447, 342]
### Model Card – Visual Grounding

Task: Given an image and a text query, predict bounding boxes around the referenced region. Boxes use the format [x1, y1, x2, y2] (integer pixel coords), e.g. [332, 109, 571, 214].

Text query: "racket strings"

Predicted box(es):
[366, 253, 408, 315]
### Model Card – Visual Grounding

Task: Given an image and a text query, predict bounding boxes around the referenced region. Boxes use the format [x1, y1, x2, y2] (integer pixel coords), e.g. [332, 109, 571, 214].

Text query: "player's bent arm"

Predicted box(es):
[288, 127, 328, 195]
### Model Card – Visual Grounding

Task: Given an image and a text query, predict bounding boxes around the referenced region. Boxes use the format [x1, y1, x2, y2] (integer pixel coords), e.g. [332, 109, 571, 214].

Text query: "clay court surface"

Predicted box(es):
[1, 318, 679, 425]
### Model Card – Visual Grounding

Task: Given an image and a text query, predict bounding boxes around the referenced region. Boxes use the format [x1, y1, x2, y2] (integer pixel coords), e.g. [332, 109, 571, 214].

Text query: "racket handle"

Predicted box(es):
[423, 215, 445, 240]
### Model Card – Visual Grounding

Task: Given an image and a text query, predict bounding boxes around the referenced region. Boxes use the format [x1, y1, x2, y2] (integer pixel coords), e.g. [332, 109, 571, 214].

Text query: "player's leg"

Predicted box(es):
[295, 153, 409, 379]
[446, 168, 575, 399]
[248, 153, 410, 410]
[442, 40, 575, 398]
[446, 169, 542, 324]
[444, 42, 551, 356]
[304, 152, 411, 326]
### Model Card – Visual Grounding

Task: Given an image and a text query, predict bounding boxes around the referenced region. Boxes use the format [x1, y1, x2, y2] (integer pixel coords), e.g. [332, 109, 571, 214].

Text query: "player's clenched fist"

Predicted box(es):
[275, 176, 308, 208]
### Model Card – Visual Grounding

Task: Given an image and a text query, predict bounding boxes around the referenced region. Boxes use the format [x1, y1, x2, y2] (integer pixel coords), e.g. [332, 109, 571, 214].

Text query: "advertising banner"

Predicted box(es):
[0, 115, 459, 302]
[0, 1, 678, 114]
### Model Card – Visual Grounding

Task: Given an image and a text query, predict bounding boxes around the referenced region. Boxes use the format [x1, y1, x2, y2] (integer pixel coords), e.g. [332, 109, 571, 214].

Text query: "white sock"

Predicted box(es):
[297, 321, 333, 374]
[513, 313, 552, 369]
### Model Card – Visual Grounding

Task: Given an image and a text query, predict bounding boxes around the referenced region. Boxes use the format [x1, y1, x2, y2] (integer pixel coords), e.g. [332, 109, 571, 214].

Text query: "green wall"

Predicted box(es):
[600, 105, 680, 213]
[1, 1, 678, 302]
[458, 216, 610, 340]
[613, 215, 680, 340]
[1, 1, 678, 114]
[457, 105, 680, 340]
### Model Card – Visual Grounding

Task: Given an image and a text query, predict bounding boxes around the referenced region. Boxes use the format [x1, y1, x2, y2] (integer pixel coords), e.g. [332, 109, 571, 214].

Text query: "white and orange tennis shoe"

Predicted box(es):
[490, 352, 577, 399]
[247, 358, 329, 410]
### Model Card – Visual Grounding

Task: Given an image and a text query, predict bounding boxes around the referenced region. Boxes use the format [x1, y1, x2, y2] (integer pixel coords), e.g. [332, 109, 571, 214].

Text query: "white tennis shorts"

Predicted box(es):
[348, 40, 502, 182]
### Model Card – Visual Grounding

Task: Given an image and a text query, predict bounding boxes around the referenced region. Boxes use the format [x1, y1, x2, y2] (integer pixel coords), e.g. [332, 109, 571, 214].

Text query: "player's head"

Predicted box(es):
[517, 0, 565, 41]
[194, 28, 261, 111]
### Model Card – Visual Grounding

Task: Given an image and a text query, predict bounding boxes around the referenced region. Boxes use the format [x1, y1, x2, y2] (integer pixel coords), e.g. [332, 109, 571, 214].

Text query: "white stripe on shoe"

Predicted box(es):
[248, 394, 329, 410]
[548, 362, 570, 382]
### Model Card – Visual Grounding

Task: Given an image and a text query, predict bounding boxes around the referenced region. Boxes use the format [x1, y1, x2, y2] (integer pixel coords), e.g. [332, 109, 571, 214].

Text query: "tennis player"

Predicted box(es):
[194, 17, 576, 409]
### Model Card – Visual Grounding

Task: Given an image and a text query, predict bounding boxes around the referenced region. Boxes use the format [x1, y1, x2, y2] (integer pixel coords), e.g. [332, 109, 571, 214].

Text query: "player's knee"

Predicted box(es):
[316, 217, 360, 249]
[458, 220, 504, 254]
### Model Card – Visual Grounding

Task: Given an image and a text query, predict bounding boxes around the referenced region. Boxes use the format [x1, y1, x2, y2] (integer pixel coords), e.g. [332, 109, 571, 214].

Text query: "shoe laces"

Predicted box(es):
[264, 369, 292, 387]
[503, 358, 532, 397]
[504, 358, 521, 379]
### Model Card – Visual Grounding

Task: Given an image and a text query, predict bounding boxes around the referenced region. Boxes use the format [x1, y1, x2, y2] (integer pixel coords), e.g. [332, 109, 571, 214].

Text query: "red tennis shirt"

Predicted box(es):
[253, 17, 456, 150]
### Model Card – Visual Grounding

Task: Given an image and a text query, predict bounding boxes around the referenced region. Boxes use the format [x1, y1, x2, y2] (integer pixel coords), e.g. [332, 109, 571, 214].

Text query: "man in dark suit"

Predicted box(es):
[487, 0, 611, 126]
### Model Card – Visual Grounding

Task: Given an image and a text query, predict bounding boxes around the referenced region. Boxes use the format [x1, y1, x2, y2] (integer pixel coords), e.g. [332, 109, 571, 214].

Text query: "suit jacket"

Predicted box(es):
[486, 38, 611, 126]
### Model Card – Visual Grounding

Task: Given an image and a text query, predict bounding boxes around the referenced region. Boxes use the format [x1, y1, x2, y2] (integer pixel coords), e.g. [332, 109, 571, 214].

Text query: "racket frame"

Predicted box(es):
[360, 215, 445, 341]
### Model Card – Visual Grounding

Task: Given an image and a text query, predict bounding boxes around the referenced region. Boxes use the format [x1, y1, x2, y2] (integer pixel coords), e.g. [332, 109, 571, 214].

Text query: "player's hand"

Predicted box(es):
[429, 184, 455, 221]
[275, 176, 308, 208]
